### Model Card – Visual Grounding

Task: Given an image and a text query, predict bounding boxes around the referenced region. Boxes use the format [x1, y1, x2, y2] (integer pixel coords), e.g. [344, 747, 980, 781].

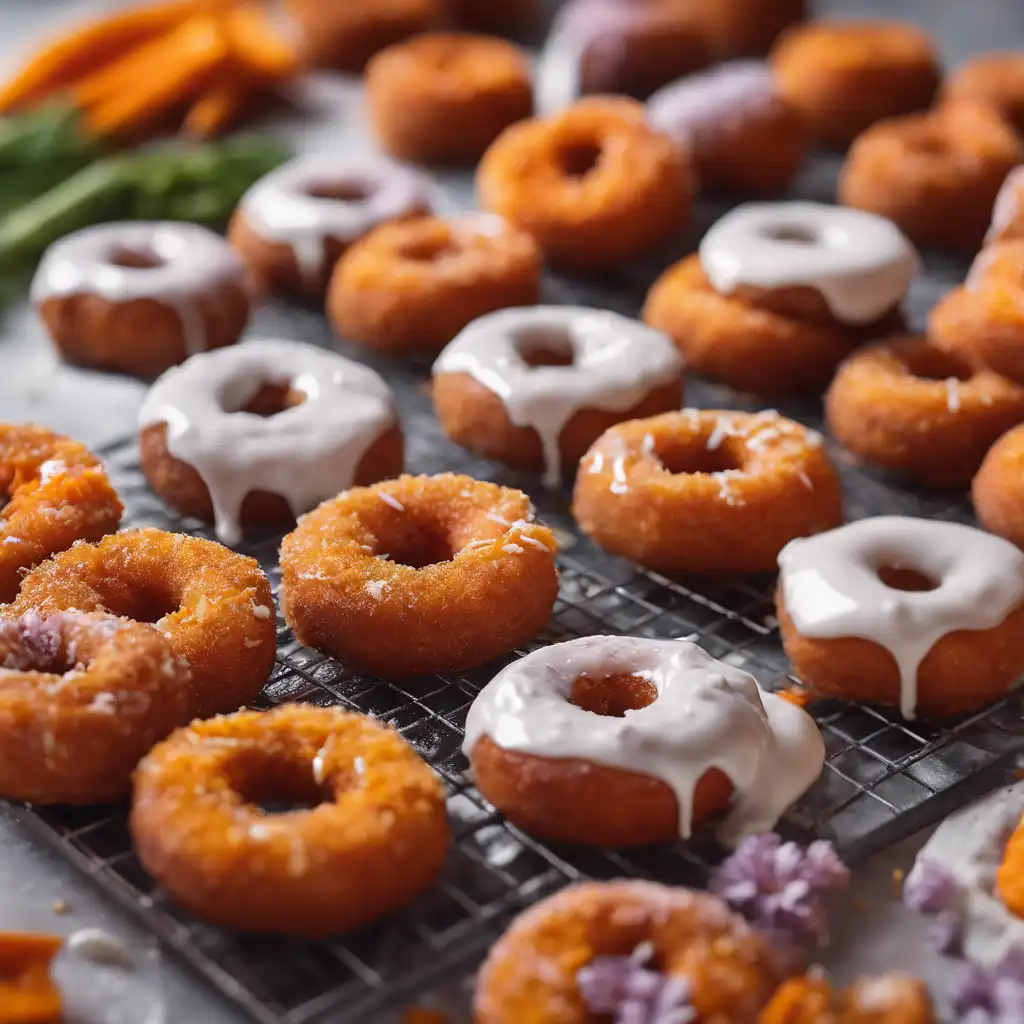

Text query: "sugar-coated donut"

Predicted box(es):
[327, 213, 541, 355]
[432, 306, 684, 487]
[139, 339, 404, 546]
[776, 516, 1024, 719]
[573, 410, 843, 576]
[986, 165, 1024, 245]
[474, 880, 782, 1024]
[647, 61, 808, 196]
[693, 0, 806, 59]
[32, 222, 249, 379]
[942, 53, 1024, 136]
[825, 336, 1024, 487]
[771, 20, 941, 149]
[973, 423, 1024, 552]
[838, 103, 1023, 253]
[280, 474, 558, 679]
[130, 705, 448, 937]
[465, 635, 824, 847]
[228, 155, 433, 301]
[477, 97, 693, 271]
[367, 33, 533, 166]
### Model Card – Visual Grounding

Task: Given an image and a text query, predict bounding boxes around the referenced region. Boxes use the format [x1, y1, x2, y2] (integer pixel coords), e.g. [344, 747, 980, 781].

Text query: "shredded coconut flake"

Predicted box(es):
[946, 378, 962, 414]
[250, 600, 272, 620]
[502, 543, 525, 555]
[378, 492, 405, 512]
[365, 580, 389, 600]
[3, 536, 20, 545]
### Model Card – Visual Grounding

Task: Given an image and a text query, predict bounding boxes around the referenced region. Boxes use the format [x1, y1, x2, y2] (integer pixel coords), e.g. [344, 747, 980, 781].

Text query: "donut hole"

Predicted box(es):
[877, 565, 939, 592]
[899, 343, 974, 382]
[556, 140, 603, 178]
[305, 181, 373, 203]
[106, 245, 165, 270]
[112, 583, 181, 625]
[220, 382, 306, 418]
[399, 236, 461, 263]
[229, 751, 332, 816]
[514, 324, 576, 367]
[371, 512, 456, 569]
[570, 672, 658, 717]
[760, 224, 820, 246]
[653, 437, 744, 476]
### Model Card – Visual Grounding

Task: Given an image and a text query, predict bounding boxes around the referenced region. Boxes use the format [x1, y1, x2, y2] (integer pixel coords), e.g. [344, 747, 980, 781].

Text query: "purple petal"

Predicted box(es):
[904, 857, 960, 915]
[928, 910, 964, 958]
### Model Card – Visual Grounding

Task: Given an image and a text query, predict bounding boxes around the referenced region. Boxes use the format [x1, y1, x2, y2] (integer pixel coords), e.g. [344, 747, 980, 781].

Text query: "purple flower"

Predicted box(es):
[929, 910, 964, 958]
[903, 857, 961, 915]
[953, 948, 1024, 1022]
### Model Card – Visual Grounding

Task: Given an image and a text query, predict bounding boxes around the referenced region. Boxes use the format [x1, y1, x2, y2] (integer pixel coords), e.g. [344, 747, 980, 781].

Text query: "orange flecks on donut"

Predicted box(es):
[0, 932, 62, 1024]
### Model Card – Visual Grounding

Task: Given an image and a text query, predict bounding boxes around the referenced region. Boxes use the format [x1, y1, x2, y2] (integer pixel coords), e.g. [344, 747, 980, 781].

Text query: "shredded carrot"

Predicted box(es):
[184, 78, 251, 138]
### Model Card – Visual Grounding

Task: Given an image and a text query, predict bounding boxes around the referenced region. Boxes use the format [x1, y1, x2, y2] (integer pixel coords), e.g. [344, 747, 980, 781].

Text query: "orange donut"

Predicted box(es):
[838, 103, 1023, 252]
[130, 705, 448, 937]
[996, 813, 1024, 917]
[0, 424, 122, 602]
[477, 97, 693, 271]
[8, 529, 276, 721]
[825, 335, 1024, 487]
[973, 423, 1024, 551]
[327, 214, 541, 355]
[0, 933, 62, 1024]
[942, 53, 1024, 135]
[986, 165, 1024, 245]
[474, 880, 780, 1024]
[771, 20, 940, 149]
[367, 33, 533, 166]
[759, 973, 936, 1024]
[279, 474, 558, 679]
[0, 609, 188, 805]
[572, 410, 843, 576]
[695, 0, 806, 59]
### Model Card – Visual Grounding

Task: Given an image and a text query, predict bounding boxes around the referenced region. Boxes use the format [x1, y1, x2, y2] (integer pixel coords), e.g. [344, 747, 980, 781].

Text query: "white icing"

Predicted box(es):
[138, 339, 396, 546]
[699, 202, 920, 326]
[66, 928, 133, 968]
[987, 165, 1024, 243]
[31, 222, 246, 357]
[237, 154, 433, 285]
[433, 306, 682, 487]
[463, 635, 825, 842]
[778, 517, 1024, 719]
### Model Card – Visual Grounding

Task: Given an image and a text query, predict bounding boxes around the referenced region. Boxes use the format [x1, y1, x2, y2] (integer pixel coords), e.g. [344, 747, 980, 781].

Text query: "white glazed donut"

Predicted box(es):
[432, 305, 684, 487]
[464, 635, 825, 842]
[138, 339, 400, 545]
[699, 201, 920, 326]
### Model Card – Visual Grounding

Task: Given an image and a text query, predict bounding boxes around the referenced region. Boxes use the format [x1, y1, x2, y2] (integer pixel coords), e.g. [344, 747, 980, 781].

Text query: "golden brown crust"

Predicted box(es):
[439, 0, 540, 35]
[696, 0, 806, 58]
[758, 973, 936, 1023]
[942, 53, 1024, 135]
[973, 423, 1024, 551]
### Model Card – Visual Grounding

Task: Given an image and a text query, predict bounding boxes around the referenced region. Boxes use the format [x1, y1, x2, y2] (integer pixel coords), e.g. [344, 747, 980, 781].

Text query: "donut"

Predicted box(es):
[32, 222, 250, 379]
[692, 0, 806, 59]
[432, 306, 684, 487]
[0, 424, 122, 602]
[279, 474, 558, 679]
[761, 974, 936, 1024]
[533, 0, 709, 116]
[327, 213, 541, 355]
[647, 61, 808, 196]
[0, 608, 188, 805]
[366, 33, 533, 166]
[770, 20, 941, 149]
[477, 97, 692, 271]
[825, 335, 1024, 487]
[439, 0, 539, 35]
[973, 423, 1024, 551]
[139, 339, 404, 546]
[130, 704, 448, 937]
[9, 529, 276, 721]
[986, 165, 1024, 245]
[776, 516, 1024, 719]
[465, 635, 824, 847]
[0, 933, 62, 1023]
[997, 801, 1024, 921]
[838, 103, 1024, 253]
[942, 53, 1024, 136]
[228, 155, 433, 301]
[474, 880, 782, 1024]
[572, 410, 843, 576]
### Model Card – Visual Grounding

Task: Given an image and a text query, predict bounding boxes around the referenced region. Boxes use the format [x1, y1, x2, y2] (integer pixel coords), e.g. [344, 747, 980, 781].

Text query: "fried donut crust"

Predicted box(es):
[825, 335, 1024, 487]
[0, 424, 122, 602]
[8, 529, 276, 721]
[759, 973, 936, 1024]
[0, 609, 188, 805]
[130, 705, 448, 937]
[996, 813, 1024, 918]
[572, 410, 843, 576]
[474, 880, 781, 1024]
[0, 932, 62, 1024]
[942, 52, 1024, 136]
[973, 423, 1024, 552]
[280, 474, 558, 679]
[477, 97, 693, 271]
[696, 0, 806, 59]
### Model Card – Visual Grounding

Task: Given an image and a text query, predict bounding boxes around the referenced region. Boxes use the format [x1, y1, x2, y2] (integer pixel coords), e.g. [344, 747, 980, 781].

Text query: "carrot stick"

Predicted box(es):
[183, 79, 251, 138]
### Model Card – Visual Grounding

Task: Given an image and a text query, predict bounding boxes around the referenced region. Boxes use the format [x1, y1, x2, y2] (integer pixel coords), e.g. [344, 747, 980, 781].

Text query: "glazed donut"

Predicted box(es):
[9, 529, 276, 721]
[973, 423, 1024, 551]
[474, 880, 781, 1024]
[366, 33, 533, 166]
[228, 155, 433, 300]
[0, 608, 188, 805]
[771, 20, 941, 149]
[32, 222, 250, 379]
[942, 53, 1024, 136]
[533, 0, 709, 115]
[0, 933, 62, 1023]
[0, 424, 122, 602]
[139, 339, 404, 546]
[692, 0, 806, 59]
[825, 336, 1024, 488]
[986, 165, 1024, 245]
[647, 61, 808, 196]
[572, 410, 843, 576]
[465, 635, 824, 847]
[761, 974, 935, 1024]
[776, 516, 1024, 719]
[838, 103, 1023, 253]
[432, 306, 684, 487]
[327, 213, 541, 355]
[280, 474, 558, 679]
[130, 705, 448, 937]
[478, 97, 692, 270]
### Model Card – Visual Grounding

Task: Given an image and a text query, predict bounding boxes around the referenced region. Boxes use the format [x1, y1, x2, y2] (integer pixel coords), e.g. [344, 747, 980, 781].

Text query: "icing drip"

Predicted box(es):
[699, 202, 920, 326]
[463, 635, 825, 842]
[987, 165, 1024, 243]
[434, 306, 682, 488]
[778, 516, 1024, 719]
[31, 222, 246, 357]
[139, 339, 396, 546]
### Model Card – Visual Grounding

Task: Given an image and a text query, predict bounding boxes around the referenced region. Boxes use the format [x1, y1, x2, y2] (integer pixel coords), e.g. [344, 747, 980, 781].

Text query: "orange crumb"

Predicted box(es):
[778, 686, 815, 708]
